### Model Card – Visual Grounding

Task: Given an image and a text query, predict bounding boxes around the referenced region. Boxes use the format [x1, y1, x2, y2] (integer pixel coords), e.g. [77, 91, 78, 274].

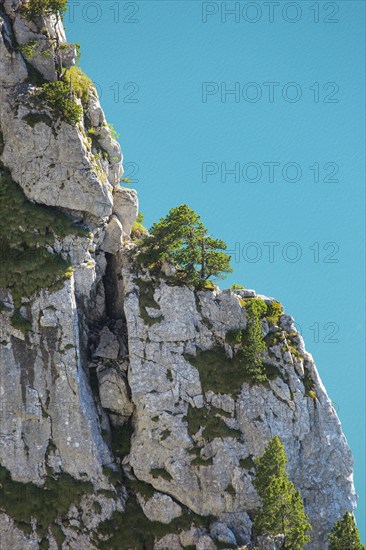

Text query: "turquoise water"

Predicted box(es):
[66, 0, 365, 539]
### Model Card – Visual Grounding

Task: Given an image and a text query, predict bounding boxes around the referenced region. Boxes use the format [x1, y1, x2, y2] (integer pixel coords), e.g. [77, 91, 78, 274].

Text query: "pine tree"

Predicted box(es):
[136, 204, 232, 286]
[328, 512, 365, 550]
[240, 298, 267, 382]
[253, 436, 312, 550]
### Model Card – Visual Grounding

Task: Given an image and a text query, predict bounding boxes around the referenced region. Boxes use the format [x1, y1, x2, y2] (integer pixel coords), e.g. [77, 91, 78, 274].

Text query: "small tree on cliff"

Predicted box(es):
[137, 204, 232, 286]
[253, 436, 312, 550]
[328, 512, 365, 550]
[240, 298, 267, 382]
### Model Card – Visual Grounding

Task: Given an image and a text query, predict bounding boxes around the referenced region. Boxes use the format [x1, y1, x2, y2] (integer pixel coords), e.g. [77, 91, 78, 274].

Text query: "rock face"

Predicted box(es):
[0, 2, 357, 549]
[121, 270, 356, 548]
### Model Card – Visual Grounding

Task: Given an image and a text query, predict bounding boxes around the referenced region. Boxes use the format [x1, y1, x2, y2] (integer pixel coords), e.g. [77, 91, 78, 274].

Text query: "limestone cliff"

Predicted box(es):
[0, 2, 357, 549]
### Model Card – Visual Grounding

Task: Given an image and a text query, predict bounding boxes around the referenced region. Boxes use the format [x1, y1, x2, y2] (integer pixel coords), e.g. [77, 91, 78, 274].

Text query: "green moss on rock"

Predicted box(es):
[110, 419, 133, 459]
[191, 455, 213, 467]
[0, 465, 92, 539]
[0, 173, 87, 322]
[150, 468, 173, 482]
[134, 278, 162, 326]
[96, 493, 210, 550]
[240, 455, 256, 470]
[185, 346, 277, 397]
[185, 404, 240, 442]
[22, 113, 53, 128]
[225, 328, 243, 345]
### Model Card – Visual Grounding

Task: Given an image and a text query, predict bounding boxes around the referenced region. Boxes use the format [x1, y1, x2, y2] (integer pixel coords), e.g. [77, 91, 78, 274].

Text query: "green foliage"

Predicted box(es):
[108, 123, 120, 140]
[226, 483, 236, 496]
[245, 297, 268, 318]
[225, 328, 243, 345]
[10, 310, 32, 333]
[328, 512, 365, 549]
[22, 113, 53, 128]
[63, 66, 93, 105]
[0, 174, 83, 250]
[0, 174, 84, 317]
[185, 347, 246, 397]
[185, 345, 279, 397]
[185, 403, 240, 441]
[96, 492, 210, 550]
[230, 283, 245, 291]
[131, 213, 148, 241]
[150, 468, 173, 481]
[308, 390, 317, 401]
[0, 465, 92, 538]
[137, 204, 232, 286]
[240, 456, 256, 470]
[110, 419, 133, 459]
[134, 278, 161, 325]
[18, 39, 38, 59]
[266, 300, 284, 326]
[126, 477, 155, 501]
[40, 80, 83, 125]
[240, 299, 267, 382]
[23, 0, 68, 19]
[190, 450, 213, 466]
[253, 436, 311, 550]
[303, 372, 316, 397]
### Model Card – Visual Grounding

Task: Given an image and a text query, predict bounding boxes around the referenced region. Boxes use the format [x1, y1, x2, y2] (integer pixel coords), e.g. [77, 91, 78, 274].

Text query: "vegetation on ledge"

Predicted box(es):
[39, 80, 83, 125]
[131, 212, 148, 242]
[96, 492, 211, 550]
[185, 403, 240, 441]
[185, 346, 281, 396]
[63, 66, 94, 106]
[0, 465, 92, 541]
[0, 173, 86, 323]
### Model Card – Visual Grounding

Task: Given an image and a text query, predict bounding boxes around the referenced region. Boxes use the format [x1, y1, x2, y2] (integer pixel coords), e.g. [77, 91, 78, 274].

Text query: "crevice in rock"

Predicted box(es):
[103, 251, 126, 320]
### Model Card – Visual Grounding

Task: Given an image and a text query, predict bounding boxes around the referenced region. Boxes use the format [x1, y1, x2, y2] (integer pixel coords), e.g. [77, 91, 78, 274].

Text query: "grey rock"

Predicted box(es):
[0, 514, 39, 550]
[0, 280, 112, 484]
[113, 187, 138, 235]
[210, 521, 237, 544]
[97, 368, 134, 418]
[154, 534, 183, 550]
[122, 269, 356, 549]
[101, 215, 123, 254]
[13, 14, 58, 81]
[1, 99, 114, 220]
[137, 492, 182, 524]
[0, 14, 28, 86]
[161, 260, 177, 277]
[280, 314, 295, 332]
[237, 289, 256, 298]
[196, 535, 217, 550]
[257, 534, 285, 550]
[95, 327, 120, 359]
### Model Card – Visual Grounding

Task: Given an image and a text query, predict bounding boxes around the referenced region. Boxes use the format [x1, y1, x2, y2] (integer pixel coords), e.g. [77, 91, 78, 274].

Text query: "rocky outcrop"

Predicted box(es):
[120, 269, 356, 548]
[0, 1, 357, 549]
[0, 0, 122, 221]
